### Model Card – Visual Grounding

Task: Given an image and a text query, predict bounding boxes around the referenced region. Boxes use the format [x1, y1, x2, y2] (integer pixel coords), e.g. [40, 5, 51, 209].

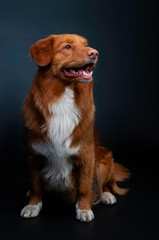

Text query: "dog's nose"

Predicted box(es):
[87, 49, 99, 60]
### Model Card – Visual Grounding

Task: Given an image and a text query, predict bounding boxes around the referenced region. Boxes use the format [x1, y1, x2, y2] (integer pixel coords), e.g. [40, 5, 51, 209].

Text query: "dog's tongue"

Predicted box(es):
[78, 69, 91, 75]
[78, 69, 83, 75]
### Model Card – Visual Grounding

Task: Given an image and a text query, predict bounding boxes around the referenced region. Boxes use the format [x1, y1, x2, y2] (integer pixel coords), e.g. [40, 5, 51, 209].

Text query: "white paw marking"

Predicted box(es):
[20, 202, 42, 218]
[76, 204, 94, 222]
[101, 192, 116, 205]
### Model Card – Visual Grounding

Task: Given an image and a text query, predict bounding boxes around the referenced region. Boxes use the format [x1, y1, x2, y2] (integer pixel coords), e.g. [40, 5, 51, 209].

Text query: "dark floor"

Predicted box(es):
[0, 145, 159, 240]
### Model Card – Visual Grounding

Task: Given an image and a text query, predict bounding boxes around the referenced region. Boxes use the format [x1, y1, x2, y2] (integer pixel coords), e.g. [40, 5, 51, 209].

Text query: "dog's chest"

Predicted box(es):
[32, 87, 80, 191]
[48, 87, 80, 150]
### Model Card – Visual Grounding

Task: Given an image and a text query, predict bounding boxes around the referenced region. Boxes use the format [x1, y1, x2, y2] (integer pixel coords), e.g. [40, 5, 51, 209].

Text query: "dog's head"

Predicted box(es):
[30, 34, 99, 83]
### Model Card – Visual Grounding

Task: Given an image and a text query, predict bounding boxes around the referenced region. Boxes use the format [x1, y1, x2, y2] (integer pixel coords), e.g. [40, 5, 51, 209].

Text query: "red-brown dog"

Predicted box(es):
[21, 34, 130, 222]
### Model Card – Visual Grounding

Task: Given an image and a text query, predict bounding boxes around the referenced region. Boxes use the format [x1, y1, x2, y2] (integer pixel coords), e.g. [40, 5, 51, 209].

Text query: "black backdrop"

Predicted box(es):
[0, 0, 158, 239]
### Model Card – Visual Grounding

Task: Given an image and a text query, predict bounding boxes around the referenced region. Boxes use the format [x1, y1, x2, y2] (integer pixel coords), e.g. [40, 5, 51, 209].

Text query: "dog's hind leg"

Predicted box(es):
[94, 145, 130, 206]
[101, 185, 117, 205]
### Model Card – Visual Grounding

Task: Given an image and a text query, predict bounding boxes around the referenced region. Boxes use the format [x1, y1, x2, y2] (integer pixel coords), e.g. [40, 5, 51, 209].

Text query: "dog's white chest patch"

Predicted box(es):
[32, 87, 80, 191]
[48, 87, 80, 150]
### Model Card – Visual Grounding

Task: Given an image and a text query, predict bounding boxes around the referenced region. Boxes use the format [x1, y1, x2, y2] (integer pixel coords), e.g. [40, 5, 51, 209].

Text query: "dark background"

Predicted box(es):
[0, 0, 158, 239]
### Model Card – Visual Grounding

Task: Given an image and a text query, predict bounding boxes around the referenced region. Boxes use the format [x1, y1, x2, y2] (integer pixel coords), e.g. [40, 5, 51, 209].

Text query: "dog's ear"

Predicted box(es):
[29, 36, 53, 66]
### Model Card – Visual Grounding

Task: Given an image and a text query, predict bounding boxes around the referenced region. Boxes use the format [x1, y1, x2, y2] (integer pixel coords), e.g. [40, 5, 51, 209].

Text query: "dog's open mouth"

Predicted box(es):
[62, 63, 94, 81]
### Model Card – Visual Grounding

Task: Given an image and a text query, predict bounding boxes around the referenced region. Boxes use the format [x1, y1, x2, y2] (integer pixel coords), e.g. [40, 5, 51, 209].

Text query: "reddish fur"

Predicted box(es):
[23, 34, 130, 212]
[113, 162, 131, 182]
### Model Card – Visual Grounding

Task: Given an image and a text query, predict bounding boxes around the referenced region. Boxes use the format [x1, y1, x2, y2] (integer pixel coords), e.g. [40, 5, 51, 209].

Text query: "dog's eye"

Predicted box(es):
[65, 45, 71, 49]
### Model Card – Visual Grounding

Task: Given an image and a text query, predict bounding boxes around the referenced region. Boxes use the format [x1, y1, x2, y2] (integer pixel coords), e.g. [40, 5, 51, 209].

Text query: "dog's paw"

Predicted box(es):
[76, 204, 94, 222]
[101, 192, 116, 205]
[20, 202, 42, 218]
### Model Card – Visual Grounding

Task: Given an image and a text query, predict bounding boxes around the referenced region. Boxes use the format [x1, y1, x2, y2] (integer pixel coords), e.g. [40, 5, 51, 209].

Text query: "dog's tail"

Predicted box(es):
[110, 162, 131, 195]
[113, 162, 131, 182]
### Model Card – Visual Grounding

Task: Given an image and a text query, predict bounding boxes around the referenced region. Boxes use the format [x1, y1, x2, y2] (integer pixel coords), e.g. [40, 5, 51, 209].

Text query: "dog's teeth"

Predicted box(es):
[83, 71, 86, 75]
[72, 70, 75, 73]
[90, 71, 93, 75]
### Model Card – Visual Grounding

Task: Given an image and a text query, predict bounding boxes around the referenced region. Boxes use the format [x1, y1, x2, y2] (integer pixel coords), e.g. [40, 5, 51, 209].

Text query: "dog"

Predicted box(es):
[20, 34, 130, 222]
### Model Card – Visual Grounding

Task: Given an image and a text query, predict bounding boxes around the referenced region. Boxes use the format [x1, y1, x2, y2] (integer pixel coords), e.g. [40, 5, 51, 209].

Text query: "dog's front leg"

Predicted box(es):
[20, 155, 43, 218]
[75, 146, 95, 222]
